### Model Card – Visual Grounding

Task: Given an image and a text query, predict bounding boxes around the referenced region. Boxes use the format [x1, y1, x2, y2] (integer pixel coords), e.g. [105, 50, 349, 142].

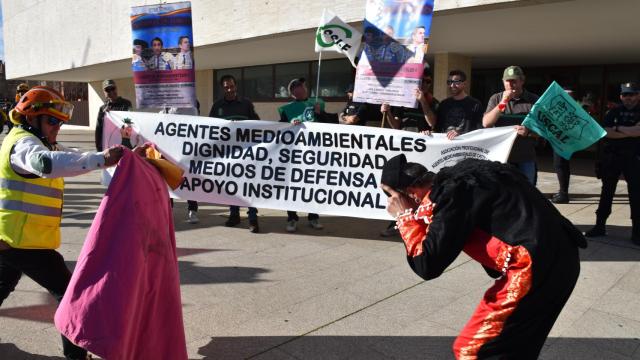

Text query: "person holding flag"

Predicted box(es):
[279, 78, 337, 232]
[483, 66, 540, 184]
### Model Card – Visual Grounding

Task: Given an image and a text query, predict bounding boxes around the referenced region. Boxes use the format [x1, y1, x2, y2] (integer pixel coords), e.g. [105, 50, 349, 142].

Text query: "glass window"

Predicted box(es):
[311, 59, 353, 98]
[578, 67, 604, 121]
[215, 68, 242, 99]
[243, 65, 273, 101]
[520, 68, 549, 96]
[274, 62, 308, 99]
[471, 69, 502, 107]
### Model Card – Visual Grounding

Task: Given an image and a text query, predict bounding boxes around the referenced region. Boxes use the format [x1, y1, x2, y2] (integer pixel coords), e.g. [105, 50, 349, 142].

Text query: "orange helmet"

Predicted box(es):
[14, 86, 74, 122]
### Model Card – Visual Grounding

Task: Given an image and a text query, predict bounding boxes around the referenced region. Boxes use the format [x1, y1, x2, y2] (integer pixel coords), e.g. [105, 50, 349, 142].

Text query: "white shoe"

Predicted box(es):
[186, 210, 199, 224]
[309, 219, 324, 230]
[286, 220, 297, 232]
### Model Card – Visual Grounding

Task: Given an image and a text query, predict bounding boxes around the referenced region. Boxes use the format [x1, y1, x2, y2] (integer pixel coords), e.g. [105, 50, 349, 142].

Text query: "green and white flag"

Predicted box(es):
[523, 81, 606, 160]
[315, 9, 362, 68]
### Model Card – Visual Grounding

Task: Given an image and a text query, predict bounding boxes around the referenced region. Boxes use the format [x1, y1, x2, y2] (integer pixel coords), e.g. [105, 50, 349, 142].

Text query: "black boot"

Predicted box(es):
[551, 192, 569, 204]
[585, 219, 606, 237]
[248, 218, 260, 233]
[225, 214, 241, 227]
[632, 224, 640, 246]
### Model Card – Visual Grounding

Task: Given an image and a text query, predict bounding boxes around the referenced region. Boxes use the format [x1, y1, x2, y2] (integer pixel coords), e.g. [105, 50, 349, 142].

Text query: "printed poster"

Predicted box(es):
[131, 1, 196, 108]
[354, 0, 435, 108]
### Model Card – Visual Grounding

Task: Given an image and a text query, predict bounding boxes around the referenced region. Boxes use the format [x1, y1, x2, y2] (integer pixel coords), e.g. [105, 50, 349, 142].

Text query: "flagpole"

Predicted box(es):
[315, 50, 322, 104]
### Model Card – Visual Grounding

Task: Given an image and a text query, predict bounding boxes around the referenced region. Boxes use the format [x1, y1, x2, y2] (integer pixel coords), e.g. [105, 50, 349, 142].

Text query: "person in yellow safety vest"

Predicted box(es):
[0, 86, 123, 360]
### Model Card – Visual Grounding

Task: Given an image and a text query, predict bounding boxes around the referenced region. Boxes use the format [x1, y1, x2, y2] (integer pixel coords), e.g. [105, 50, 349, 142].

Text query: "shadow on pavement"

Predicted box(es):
[196, 335, 640, 359]
[63, 247, 269, 286]
[179, 262, 270, 285]
[539, 193, 628, 202]
[62, 186, 108, 194]
[62, 194, 104, 202]
[0, 294, 57, 324]
[173, 210, 401, 242]
[0, 343, 63, 360]
[196, 335, 446, 360]
[536, 149, 598, 178]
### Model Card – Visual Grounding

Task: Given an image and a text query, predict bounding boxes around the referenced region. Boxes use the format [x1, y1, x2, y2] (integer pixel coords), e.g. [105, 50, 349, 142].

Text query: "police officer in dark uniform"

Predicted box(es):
[585, 82, 640, 245]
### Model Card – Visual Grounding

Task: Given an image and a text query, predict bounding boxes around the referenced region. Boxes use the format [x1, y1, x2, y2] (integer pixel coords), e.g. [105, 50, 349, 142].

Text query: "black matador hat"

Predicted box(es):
[381, 154, 415, 192]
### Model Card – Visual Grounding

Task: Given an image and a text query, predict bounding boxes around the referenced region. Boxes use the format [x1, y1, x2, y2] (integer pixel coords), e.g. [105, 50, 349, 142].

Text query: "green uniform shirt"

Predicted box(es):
[278, 98, 325, 123]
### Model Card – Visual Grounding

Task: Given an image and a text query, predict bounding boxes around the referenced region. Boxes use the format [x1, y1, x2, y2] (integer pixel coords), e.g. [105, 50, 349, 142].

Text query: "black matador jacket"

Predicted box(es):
[395, 159, 587, 359]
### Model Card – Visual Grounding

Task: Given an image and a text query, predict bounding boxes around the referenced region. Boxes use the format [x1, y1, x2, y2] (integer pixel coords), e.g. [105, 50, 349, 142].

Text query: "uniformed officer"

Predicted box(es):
[585, 82, 640, 245]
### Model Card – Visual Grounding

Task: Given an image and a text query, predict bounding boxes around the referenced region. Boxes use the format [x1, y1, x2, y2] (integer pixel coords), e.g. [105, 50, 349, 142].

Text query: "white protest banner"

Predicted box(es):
[105, 111, 516, 220]
[315, 10, 362, 68]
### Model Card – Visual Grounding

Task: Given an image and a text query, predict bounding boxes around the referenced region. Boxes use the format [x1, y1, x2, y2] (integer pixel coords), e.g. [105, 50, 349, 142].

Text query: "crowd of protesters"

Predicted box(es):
[0, 47, 640, 358]
[84, 62, 640, 245]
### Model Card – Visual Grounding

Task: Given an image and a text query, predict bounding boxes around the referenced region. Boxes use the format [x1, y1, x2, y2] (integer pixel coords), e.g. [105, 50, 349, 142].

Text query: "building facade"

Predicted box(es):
[2, 0, 639, 127]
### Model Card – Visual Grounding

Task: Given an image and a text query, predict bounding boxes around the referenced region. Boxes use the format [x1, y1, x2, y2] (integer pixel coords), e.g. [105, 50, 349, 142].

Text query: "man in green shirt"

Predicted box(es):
[278, 78, 336, 232]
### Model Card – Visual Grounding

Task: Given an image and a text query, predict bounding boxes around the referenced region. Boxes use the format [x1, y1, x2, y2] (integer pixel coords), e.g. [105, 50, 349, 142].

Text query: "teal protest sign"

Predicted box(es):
[523, 81, 606, 160]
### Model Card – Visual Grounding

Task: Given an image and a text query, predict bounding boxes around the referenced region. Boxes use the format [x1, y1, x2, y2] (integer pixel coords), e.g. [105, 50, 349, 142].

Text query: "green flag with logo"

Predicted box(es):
[315, 9, 361, 68]
[523, 81, 606, 160]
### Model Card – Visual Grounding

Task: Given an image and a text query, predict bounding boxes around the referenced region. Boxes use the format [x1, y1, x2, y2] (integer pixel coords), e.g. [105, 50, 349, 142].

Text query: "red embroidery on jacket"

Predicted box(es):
[397, 191, 435, 257]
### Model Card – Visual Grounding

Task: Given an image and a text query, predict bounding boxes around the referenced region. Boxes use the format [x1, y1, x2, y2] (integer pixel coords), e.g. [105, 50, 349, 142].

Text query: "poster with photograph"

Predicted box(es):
[131, 1, 196, 108]
[354, 0, 434, 108]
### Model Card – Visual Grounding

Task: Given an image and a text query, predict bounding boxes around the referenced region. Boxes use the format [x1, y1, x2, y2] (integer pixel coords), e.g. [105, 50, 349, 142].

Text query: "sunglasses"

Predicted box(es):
[621, 93, 637, 97]
[447, 79, 464, 85]
[105, 87, 116, 93]
[47, 116, 64, 127]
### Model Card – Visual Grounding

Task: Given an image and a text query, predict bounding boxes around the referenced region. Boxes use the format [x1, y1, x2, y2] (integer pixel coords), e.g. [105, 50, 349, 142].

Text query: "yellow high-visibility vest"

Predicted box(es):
[0, 127, 64, 249]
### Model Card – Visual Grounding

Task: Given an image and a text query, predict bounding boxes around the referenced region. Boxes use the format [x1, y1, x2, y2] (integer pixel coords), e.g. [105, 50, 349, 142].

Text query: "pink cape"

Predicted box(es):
[55, 149, 187, 360]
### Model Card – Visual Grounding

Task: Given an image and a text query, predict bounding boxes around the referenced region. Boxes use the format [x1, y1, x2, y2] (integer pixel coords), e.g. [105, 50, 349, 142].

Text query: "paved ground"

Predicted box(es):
[0, 129, 638, 359]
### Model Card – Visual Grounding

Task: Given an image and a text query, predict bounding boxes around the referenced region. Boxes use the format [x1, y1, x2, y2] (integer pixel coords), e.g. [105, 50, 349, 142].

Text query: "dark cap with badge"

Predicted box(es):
[102, 79, 117, 90]
[620, 82, 638, 94]
[502, 65, 525, 81]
